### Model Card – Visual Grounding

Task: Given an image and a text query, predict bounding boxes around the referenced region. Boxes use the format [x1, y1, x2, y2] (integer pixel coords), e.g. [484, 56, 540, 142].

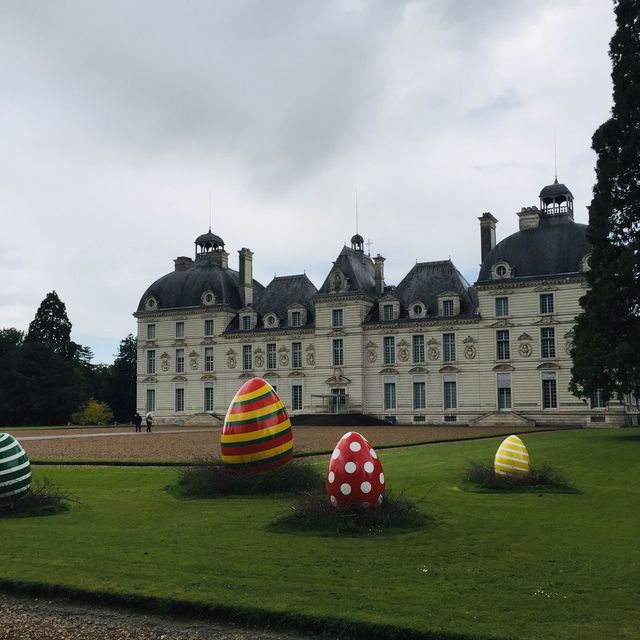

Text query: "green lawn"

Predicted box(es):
[1, 429, 638, 639]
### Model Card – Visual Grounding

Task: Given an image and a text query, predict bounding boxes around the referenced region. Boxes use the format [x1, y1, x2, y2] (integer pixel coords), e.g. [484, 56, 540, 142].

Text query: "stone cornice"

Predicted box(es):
[474, 273, 587, 291]
[222, 327, 314, 339]
[364, 316, 480, 331]
[134, 304, 234, 319]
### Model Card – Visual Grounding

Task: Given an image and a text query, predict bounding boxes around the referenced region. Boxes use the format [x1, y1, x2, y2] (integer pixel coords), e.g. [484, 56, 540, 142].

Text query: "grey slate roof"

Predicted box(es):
[255, 274, 318, 324]
[539, 181, 573, 199]
[394, 260, 478, 318]
[136, 262, 264, 312]
[318, 246, 377, 297]
[477, 213, 590, 282]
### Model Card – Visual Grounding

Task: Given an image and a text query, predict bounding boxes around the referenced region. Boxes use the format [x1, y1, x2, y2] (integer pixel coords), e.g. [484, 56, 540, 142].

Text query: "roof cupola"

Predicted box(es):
[539, 179, 574, 218]
[195, 228, 228, 268]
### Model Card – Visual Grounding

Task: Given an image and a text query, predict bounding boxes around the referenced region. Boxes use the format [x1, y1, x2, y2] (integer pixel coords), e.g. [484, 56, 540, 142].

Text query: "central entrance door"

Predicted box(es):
[330, 388, 347, 414]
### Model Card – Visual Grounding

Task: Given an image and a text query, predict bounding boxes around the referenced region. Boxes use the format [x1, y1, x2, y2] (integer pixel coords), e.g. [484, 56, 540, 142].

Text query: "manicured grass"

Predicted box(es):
[0, 429, 638, 639]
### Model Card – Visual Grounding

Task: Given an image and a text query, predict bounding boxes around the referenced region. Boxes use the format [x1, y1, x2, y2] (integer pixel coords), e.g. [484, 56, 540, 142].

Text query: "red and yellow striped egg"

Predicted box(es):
[221, 378, 293, 472]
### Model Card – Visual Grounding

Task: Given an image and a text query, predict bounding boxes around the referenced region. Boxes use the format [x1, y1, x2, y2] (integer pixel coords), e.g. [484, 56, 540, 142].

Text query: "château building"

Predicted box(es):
[134, 180, 625, 427]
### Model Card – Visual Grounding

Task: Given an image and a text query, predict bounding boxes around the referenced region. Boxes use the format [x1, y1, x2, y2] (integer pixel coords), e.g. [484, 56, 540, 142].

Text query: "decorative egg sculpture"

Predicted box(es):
[0, 433, 32, 501]
[221, 377, 293, 471]
[494, 435, 530, 476]
[326, 432, 385, 508]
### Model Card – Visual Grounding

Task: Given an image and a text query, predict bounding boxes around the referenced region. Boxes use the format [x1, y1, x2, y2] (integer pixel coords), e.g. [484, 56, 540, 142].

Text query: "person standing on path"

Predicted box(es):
[145, 413, 153, 432]
[134, 412, 142, 433]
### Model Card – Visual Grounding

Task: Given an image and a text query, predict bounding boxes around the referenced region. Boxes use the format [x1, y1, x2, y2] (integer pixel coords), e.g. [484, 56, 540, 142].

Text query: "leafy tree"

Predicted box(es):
[26, 291, 76, 359]
[110, 334, 137, 422]
[571, 0, 640, 401]
[0, 328, 24, 357]
[71, 399, 114, 425]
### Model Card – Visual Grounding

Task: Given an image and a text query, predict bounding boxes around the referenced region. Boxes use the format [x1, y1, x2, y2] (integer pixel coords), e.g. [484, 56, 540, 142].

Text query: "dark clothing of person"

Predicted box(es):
[146, 415, 153, 432]
[134, 413, 142, 432]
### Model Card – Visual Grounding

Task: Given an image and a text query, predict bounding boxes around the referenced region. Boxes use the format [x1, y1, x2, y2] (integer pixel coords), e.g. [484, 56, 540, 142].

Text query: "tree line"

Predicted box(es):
[0, 291, 136, 426]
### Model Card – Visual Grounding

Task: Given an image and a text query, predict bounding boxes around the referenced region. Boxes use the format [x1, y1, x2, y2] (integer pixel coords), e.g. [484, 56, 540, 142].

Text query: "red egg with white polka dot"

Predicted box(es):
[326, 432, 385, 508]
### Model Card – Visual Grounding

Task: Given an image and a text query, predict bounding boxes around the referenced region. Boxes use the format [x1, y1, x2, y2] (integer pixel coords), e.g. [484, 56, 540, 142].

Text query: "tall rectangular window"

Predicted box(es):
[176, 348, 185, 373]
[497, 373, 512, 410]
[291, 311, 301, 327]
[591, 389, 607, 409]
[541, 327, 556, 358]
[413, 375, 426, 409]
[242, 344, 252, 370]
[383, 376, 396, 410]
[266, 343, 276, 369]
[443, 299, 454, 317]
[443, 375, 457, 409]
[146, 350, 156, 374]
[205, 347, 214, 372]
[292, 384, 303, 410]
[413, 335, 425, 363]
[176, 321, 185, 338]
[204, 383, 214, 412]
[204, 319, 214, 336]
[332, 309, 343, 327]
[146, 324, 156, 340]
[495, 297, 509, 317]
[146, 387, 155, 412]
[332, 339, 344, 366]
[443, 333, 456, 362]
[383, 336, 395, 364]
[383, 304, 394, 321]
[242, 315, 251, 330]
[175, 387, 185, 412]
[292, 341, 302, 368]
[542, 372, 557, 408]
[540, 293, 554, 314]
[496, 330, 510, 360]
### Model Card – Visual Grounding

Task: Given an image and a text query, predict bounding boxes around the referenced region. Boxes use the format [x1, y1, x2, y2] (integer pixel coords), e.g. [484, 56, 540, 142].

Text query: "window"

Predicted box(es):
[496, 264, 508, 277]
[242, 344, 252, 370]
[145, 387, 155, 412]
[541, 327, 556, 358]
[542, 372, 557, 408]
[266, 343, 276, 369]
[204, 383, 214, 412]
[443, 300, 454, 317]
[175, 387, 185, 412]
[146, 324, 156, 340]
[496, 330, 510, 360]
[412, 304, 424, 316]
[591, 389, 607, 409]
[332, 309, 344, 327]
[242, 315, 251, 330]
[292, 384, 303, 410]
[146, 350, 156, 374]
[497, 373, 511, 410]
[176, 348, 185, 373]
[540, 293, 554, 314]
[495, 297, 509, 317]
[443, 374, 457, 409]
[176, 321, 185, 338]
[413, 335, 425, 363]
[332, 339, 344, 367]
[204, 319, 214, 336]
[291, 311, 302, 327]
[383, 376, 396, 410]
[205, 347, 214, 372]
[292, 341, 302, 368]
[383, 336, 395, 364]
[383, 304, 394, 321]
[443, 333, 456, 362]
[413, 375, 426, 409]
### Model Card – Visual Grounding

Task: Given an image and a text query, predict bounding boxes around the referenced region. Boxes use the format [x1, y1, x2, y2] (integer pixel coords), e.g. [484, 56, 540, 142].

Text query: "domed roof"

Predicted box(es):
[539, 180, 573, 200]
[195, 230, 225, 250]
[477, 214, 590, 282]
[351, 233, 364, 244]
[137, 262, 264, 312]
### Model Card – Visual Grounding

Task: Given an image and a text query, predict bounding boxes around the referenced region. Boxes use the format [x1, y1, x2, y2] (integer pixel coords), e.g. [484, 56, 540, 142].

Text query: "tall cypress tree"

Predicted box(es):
[26, 291, 74, 358]
[570, 0, 640, 401]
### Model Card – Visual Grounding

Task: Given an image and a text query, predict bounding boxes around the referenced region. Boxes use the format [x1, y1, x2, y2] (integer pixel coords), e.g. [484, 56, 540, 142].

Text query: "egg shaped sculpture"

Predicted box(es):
[494, 434, 530, 476]
[0, 433, 32, 501]
[221, 377, 293, 471]
[326, 432, 385, 508]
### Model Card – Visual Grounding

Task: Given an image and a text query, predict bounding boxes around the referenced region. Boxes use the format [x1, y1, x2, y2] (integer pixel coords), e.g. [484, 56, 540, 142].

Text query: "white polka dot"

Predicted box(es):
[349, 441, 362, 452]
[344, 461, 357, 474]
[361, 481, 372, 493]
[364, 461, 374, 473]
[370, 449, 378, 459]
[379, 473, 385, 484]
[330, 495, 338, 506]
[328, 471, 335, 483]
[377, 494, 384, 505]
[344, 431, 352, 438]
[340, 483, 352, 495]
[332, 449, 340, 460]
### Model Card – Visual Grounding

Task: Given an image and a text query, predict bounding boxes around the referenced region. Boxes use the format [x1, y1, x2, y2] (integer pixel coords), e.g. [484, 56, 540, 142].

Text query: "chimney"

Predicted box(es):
[238, 247, 254, 307]
[373, 254, 386, 295]
[174, 256, 193, 271]
[517, 206, 540, 231]
[478, 212, 498, 263]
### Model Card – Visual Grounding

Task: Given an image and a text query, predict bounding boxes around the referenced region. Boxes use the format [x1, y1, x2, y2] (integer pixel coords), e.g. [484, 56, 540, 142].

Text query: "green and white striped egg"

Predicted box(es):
[0, 433, 32, 501]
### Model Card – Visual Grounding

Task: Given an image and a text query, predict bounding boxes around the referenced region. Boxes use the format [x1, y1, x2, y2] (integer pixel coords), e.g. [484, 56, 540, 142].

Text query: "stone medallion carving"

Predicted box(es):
[307, 353, 316, 366]
[160, 352, 170, 372]
[428, 346, 440, 361]
[398, 347, 409, 362]
[279, 354, 289, 367]
[367, 350, 377, 363]
[189, 351, 199, 370]
[255, 354, 264, 368]
[226, 348, 237, 369]
[519, 342, 532, 357]
[464, 345, 476, 359]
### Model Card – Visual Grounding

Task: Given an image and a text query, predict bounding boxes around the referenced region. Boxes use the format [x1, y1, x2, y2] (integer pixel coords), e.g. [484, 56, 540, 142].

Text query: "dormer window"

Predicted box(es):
[264, 313, 278, 328]
[492, 261, 512, 279]
[443, 300, 454, 317]
[409, 302, 427, 319]
[145, 296, 157, 310]
[437, 292, 461, 317]
[287, 306, 307, 327]
[242, 315, 252, 330]
[383, 304, 393, 321]
[292, 311, 301, 326]
[201, 290, 216, 306]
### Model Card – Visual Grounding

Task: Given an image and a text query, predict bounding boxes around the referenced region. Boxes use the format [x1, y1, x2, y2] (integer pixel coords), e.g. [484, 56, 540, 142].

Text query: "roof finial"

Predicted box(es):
[553, 129, 558, 184]
[355, 190, 359, 235]
[366, 238, 373, 256]
[208, 187, 212, 232]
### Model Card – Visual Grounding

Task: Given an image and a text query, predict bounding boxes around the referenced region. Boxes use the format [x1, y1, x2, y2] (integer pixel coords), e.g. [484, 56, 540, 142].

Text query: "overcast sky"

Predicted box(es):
[0, 1, 616, 363]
